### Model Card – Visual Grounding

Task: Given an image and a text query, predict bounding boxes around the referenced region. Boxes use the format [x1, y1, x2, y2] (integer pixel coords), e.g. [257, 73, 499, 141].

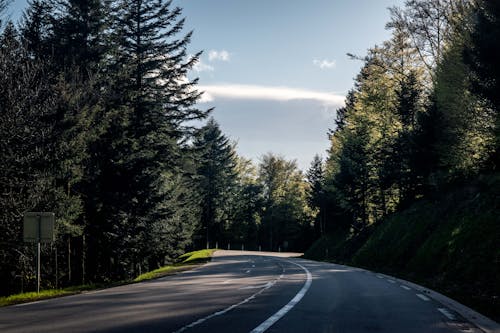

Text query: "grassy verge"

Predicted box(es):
[0, 284, 99, 307]
[134, 249, 216, 282]
[0, 249, 216, 307]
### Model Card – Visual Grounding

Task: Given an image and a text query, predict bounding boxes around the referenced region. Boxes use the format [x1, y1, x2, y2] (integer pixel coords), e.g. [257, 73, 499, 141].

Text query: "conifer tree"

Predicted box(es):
[193, 118, 238, 248]
[82, 0, 208, 279]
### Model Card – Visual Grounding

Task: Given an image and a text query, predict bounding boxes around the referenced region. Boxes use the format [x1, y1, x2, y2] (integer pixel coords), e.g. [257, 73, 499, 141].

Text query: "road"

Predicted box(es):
[0, 250, 494, 333]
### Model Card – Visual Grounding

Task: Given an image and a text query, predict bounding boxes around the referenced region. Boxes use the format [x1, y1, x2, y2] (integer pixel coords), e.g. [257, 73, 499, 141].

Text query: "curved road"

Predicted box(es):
[0, 250, 496, 333]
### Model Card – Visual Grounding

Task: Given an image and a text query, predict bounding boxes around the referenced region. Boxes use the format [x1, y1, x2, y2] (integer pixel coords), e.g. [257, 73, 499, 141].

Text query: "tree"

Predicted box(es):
[83, 0, 209, 279]
[387, 0, 473, 81]
[464, 0, 500, 168]
[306, 155, 325, 236]
[258, 154, 313, 251]
[0, 23, 58, 294]
[193, 118, 238, 249]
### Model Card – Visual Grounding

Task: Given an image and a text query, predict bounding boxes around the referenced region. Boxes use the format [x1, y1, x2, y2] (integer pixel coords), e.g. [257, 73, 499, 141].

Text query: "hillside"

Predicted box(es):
[305, 174, 500, 321]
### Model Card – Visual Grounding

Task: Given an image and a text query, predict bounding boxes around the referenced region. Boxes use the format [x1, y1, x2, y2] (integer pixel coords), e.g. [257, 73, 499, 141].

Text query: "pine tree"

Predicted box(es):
[82, 0, 208, 279]
[306, 155, 325, 236]
[0, 23, 58, 294]
[193, 118, 238, 249]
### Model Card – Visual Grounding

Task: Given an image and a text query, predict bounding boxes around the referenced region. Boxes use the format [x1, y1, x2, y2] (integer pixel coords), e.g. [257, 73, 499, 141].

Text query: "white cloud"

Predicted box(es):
[198, 84, 345, 106]
[208, 50, 231, 62]
[313, 58, 336, 69]
[192, 58, 214, 73]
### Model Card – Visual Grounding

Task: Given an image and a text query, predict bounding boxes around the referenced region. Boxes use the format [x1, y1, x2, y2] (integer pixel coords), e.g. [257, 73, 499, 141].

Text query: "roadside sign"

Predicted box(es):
[23, 212, 55, 293]
[23, 212, 55, 243]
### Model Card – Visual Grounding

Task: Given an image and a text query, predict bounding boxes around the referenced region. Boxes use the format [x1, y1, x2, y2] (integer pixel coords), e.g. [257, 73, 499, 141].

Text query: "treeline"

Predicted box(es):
[307, 0, 499, 239]
[0, 0, 314, 295]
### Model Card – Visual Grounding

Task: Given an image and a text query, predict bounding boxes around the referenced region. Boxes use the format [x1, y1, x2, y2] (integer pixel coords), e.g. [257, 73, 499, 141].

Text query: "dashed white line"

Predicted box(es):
[250, 261, 312, 333]
[377, 275, 384, 279]
[400, 285, 411, 290]
[416, 294, 430, 301]
[246, 270, 251, 273]
[437, 308, 456, 320]
[240, 282, 274, 290]
[172, 265, 285, 333]
[387, 279, 396, 283]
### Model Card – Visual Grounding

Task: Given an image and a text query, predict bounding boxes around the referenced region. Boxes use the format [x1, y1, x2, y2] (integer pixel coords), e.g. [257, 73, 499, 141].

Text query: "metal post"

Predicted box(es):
[37, 214, 41, 293]
[82, 235, 86, 285]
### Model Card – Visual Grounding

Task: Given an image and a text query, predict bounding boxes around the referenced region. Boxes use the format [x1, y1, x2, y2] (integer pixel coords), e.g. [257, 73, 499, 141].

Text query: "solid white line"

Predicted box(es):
[400, 285, 411, 290]
[416, 294, 430, 301]
[250, 261, 312, 333]
[437, 308, 456, 320]
[172, 265, 285, 333]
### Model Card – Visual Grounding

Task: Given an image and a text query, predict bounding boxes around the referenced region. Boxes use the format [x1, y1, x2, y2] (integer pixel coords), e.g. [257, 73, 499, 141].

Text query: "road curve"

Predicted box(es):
[0, 250, 497, 333]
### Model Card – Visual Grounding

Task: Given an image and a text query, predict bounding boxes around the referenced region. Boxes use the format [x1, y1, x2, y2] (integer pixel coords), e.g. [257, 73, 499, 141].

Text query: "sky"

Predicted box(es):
[7, 0, 405, 170]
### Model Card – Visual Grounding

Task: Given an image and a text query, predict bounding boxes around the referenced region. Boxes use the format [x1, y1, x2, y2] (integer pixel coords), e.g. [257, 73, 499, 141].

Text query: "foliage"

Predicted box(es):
[258, 153, 315, 251]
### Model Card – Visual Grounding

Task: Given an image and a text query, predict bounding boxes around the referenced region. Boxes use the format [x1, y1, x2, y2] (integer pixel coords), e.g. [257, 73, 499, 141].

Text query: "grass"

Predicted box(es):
[0, 249, 217, 307]
[134, 249, 216, 282]
[0, 284, 98, 307]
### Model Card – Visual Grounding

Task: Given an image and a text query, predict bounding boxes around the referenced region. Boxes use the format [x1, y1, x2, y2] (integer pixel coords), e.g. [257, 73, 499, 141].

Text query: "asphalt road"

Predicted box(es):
[0, 250, 494, 333]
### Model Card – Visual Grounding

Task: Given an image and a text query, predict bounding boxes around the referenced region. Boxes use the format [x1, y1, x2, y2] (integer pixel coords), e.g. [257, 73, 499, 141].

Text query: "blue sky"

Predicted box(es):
[7, 0, 405, 170]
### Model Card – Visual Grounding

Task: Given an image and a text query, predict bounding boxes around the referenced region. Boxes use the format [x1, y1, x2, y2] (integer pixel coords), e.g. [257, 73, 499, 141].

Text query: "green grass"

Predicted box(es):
[0, 284, 98, 307]
[134, 249, 216, 282]
[0, 249, 217, 306]
[177, 249, 216, 264]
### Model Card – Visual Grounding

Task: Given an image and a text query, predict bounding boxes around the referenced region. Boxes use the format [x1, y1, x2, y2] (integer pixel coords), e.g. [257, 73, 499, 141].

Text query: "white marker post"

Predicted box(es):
[23, 212, 55, 293]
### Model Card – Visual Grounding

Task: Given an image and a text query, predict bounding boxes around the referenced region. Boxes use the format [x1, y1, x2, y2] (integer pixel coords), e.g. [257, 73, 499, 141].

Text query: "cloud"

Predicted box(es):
[192, 58, 214, 73]
[313, 58, 336, 69]
[208, 50, 231, 62]
[198, 84, 345, 106]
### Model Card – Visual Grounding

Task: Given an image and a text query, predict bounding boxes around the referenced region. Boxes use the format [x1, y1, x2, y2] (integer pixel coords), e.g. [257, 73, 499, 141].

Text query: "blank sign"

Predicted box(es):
[23, 212, 55, 243]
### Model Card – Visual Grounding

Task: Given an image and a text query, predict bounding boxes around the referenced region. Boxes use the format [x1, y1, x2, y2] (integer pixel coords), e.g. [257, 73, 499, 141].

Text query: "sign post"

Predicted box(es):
[23, 212, 55, 293]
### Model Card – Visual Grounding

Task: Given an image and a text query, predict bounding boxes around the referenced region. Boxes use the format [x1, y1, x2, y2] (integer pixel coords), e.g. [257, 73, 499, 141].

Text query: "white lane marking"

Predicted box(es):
[250, 261, 312, 333]
[240, 282, 274, 290]
[252, 265, 256, 268]
[437, 308, 456, 320]
[377, 275, 384, 279]
[172, 265, 285, 333]
[246, 270, 251, 273]
[400, 285, 411, 290]
[387, 279, 396, 283]
[416, 294, 430, 301]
